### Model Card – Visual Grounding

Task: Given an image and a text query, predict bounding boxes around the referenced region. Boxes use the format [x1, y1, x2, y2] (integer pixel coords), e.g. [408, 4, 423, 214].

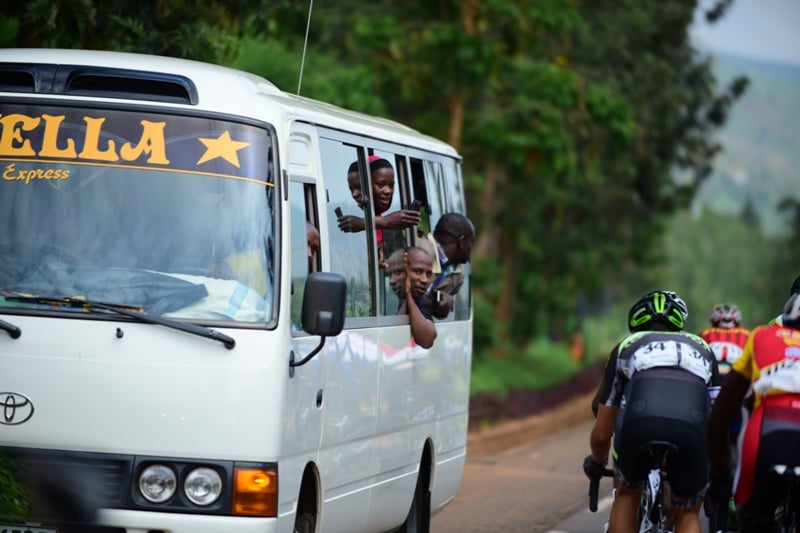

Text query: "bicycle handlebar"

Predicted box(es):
[589, 468, 614, 512]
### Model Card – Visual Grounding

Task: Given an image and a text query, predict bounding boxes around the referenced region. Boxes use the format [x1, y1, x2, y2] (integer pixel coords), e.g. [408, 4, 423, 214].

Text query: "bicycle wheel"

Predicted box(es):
[638, 472, 664, 533]
[776, 499, 798, 533]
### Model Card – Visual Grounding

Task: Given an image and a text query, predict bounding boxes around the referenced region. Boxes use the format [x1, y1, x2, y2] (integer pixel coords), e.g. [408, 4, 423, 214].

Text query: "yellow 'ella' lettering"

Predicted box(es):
[39, 114, 77, 158]
[78, 117, 118, 161]
[0, 114, 40, 156]
[120, 121, 169, 164]
[0, 112, 171, 166]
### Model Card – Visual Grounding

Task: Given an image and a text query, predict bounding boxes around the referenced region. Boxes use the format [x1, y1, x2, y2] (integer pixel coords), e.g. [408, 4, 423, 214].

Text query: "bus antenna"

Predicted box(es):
[297, 0, 314, 95]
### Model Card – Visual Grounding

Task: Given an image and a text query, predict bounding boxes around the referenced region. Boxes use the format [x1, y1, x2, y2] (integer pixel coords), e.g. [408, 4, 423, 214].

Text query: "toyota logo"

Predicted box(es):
[0, 392, 34, 425]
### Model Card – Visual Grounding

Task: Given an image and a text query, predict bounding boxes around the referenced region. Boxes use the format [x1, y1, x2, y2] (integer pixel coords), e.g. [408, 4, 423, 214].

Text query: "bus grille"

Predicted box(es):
[4, 447, 132, 508]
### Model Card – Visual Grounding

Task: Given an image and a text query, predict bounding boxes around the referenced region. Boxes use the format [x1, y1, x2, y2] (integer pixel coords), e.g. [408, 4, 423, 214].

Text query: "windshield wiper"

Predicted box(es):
[0, 318, 21, 339]
[5, 295, 235, 350]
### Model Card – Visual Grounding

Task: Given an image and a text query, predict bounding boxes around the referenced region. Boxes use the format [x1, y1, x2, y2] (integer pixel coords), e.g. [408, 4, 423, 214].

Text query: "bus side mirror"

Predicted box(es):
[301, 272, 346, 336]
[291, 272, 347, 370]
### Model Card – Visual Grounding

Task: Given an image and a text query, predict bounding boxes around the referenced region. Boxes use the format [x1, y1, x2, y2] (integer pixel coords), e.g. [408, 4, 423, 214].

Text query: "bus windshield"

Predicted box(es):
[0, 102, 277, 323]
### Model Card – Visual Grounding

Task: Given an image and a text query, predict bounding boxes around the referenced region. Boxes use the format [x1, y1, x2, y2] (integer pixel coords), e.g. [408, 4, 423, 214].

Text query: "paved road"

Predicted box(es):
[432, 407, 610, 532]
[434, 399, 714, 533]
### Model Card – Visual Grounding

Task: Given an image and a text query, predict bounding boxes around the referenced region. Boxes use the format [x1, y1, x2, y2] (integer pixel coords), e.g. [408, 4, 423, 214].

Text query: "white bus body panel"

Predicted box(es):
[0, 316, 286, 460]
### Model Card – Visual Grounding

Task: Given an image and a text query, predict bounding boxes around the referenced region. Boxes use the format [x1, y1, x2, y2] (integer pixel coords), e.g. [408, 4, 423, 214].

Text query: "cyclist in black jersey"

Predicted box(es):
[583, 290, 721, 533]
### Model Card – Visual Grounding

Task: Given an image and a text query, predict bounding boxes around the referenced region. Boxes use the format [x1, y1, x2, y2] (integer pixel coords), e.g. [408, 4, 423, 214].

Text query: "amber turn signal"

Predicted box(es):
[233, 467, 278, 517]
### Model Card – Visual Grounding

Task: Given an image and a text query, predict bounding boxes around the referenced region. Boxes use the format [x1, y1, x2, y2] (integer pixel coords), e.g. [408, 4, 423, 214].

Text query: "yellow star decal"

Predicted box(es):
[197, 131, 251, 168]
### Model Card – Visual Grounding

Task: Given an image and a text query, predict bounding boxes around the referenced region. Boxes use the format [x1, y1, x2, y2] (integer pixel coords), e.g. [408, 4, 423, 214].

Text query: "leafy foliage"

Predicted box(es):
[4, 0, 788, 368]
[662, 208, 781, 331]
[4, 0, 277, 63]
[0, 452, 29, 522]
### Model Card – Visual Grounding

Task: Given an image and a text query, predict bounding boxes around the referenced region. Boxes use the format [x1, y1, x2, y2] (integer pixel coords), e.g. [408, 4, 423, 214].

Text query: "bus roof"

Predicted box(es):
[0, 48, 459, 158]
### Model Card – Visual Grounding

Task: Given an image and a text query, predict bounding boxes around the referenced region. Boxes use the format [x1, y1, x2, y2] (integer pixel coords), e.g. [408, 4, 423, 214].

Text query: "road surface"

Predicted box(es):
[432, 387, 612, 533]
[432, 395, 713, 532]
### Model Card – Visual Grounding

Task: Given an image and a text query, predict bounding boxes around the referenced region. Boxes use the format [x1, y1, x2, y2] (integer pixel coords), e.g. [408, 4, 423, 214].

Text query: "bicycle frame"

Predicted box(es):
[772, 464, 800, 532]
[637, 441, 677, 533]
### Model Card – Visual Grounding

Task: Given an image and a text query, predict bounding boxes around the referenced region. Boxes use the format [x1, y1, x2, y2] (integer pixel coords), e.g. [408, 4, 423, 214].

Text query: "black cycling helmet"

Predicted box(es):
[709, 303, 742, 328]
[791, 275, 800, 296]
[628, 290, 688, 332]
[782, 292, 800, 329]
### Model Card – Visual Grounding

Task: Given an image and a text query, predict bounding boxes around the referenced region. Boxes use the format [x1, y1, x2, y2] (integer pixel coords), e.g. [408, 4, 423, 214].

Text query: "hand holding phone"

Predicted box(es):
[407, 199, 422, 211]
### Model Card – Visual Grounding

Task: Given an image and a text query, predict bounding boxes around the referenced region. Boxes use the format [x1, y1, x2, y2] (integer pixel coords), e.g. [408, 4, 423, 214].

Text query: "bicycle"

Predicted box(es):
[587, 442, 675, 533]
[635, 440, 677, 533]
[771, 463, 800, 532]
[706, 492, 734, 533]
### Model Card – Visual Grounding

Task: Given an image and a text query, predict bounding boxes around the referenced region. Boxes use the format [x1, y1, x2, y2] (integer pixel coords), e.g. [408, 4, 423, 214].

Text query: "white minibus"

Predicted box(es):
[0, 49, 472, 533]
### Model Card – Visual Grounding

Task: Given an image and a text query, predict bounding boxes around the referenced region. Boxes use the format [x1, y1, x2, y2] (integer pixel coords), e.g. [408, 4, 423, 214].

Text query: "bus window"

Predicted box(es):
[367, 150, 407, 268]
[424, 159, 447, 222]
[409, 156, 473, 321]
[366, 151, 401, 316]
[408, 157, 432, 236]
[289, 181, 319, 332]
[443, 157, 466, 214]
[320, 138, 374, 318]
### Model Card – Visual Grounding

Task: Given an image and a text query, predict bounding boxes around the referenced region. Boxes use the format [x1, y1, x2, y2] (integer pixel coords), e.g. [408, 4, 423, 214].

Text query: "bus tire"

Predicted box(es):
[293, 465, 318, 533]
[398, 449, 431, 533]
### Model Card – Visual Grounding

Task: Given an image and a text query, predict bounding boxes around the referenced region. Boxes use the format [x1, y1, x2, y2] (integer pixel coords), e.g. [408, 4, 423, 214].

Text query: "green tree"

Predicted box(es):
[306, 1, 748, 348]
[662, 207, 778, 331]
[2, 0, 279, 63]
[0, 452, 29, 523]
[0, 0, 750, 356]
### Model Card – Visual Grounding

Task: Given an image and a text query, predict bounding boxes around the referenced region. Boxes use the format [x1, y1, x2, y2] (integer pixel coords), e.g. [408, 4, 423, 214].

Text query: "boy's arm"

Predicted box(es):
[406, 293, 436, 348]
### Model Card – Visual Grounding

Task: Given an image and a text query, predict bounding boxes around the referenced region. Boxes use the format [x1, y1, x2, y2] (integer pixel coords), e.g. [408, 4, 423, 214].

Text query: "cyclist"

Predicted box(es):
[700, 303, 750, 377]
[699, 304, 750, 530]
[584, 290, 720, 533]
[707, 292, 800, 532]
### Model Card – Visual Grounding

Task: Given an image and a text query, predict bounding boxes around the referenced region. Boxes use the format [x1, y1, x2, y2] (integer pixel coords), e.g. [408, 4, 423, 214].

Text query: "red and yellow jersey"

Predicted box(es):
[700, 326, 751, 374]
[732, 323, 800, 407]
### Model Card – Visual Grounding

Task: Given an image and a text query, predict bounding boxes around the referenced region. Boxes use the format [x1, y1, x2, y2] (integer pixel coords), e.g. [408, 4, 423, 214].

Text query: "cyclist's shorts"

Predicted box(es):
[613, 369, 709, 505]
[736, 393, 800, 519]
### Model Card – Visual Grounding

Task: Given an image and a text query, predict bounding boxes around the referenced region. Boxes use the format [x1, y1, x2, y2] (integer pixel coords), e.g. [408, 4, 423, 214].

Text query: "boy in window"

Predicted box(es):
[398, 246, 437, 348]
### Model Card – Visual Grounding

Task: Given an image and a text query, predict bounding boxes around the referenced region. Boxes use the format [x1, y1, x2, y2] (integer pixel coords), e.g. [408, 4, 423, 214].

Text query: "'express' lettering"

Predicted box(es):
[3, 163, 71, 184]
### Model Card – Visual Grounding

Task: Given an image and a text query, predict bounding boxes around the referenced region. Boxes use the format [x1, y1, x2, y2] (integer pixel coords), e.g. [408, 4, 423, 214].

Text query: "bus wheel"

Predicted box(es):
[294, 510, 315, 533]
[293, 466, 318, 533]
[398, 459, 431, 533]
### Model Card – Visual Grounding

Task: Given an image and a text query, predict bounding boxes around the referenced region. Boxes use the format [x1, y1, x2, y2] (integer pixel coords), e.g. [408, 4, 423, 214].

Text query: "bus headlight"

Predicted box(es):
[139, 464, 177, 503]
[184, 467, 223, 506]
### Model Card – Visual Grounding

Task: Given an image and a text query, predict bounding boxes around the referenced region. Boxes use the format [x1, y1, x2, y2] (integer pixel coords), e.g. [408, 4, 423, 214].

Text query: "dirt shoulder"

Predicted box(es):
[466, 361, 603, 455]
[467, 388, 597, 455]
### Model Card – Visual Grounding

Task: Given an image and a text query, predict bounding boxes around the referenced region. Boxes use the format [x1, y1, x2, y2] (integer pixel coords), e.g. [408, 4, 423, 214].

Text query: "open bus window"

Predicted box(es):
[320, 138, 374, 318]
[289, 181, 320, 332]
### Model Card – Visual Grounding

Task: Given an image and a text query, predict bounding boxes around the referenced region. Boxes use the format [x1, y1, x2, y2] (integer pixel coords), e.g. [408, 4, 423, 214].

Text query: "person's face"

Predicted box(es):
[371, 167, 395, 214]
[347, 172, 363, 206]
[454, 224, 476, 264]
[406, 248, 433, 299]
[387, 251, 405, 298]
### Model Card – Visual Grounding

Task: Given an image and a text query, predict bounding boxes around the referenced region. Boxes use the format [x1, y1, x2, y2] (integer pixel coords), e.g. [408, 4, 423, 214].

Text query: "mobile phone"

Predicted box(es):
[407, 199, 422, 211]
[335, 207, 343, 217]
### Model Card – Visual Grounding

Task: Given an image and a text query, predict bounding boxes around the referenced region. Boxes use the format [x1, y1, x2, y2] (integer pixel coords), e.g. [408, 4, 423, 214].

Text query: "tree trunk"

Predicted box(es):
[494, 226, 517, 346]
[473, 161, 505, 260]
[446, 93, 465, 151]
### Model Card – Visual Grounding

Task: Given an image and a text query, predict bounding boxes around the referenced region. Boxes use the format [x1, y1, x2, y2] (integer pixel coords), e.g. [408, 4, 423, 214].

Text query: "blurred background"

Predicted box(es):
[1, 0, 797, 399]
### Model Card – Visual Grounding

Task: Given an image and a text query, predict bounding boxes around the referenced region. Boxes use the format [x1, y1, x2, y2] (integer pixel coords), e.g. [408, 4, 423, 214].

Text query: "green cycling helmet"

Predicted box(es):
[628, 290, 688, 332]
